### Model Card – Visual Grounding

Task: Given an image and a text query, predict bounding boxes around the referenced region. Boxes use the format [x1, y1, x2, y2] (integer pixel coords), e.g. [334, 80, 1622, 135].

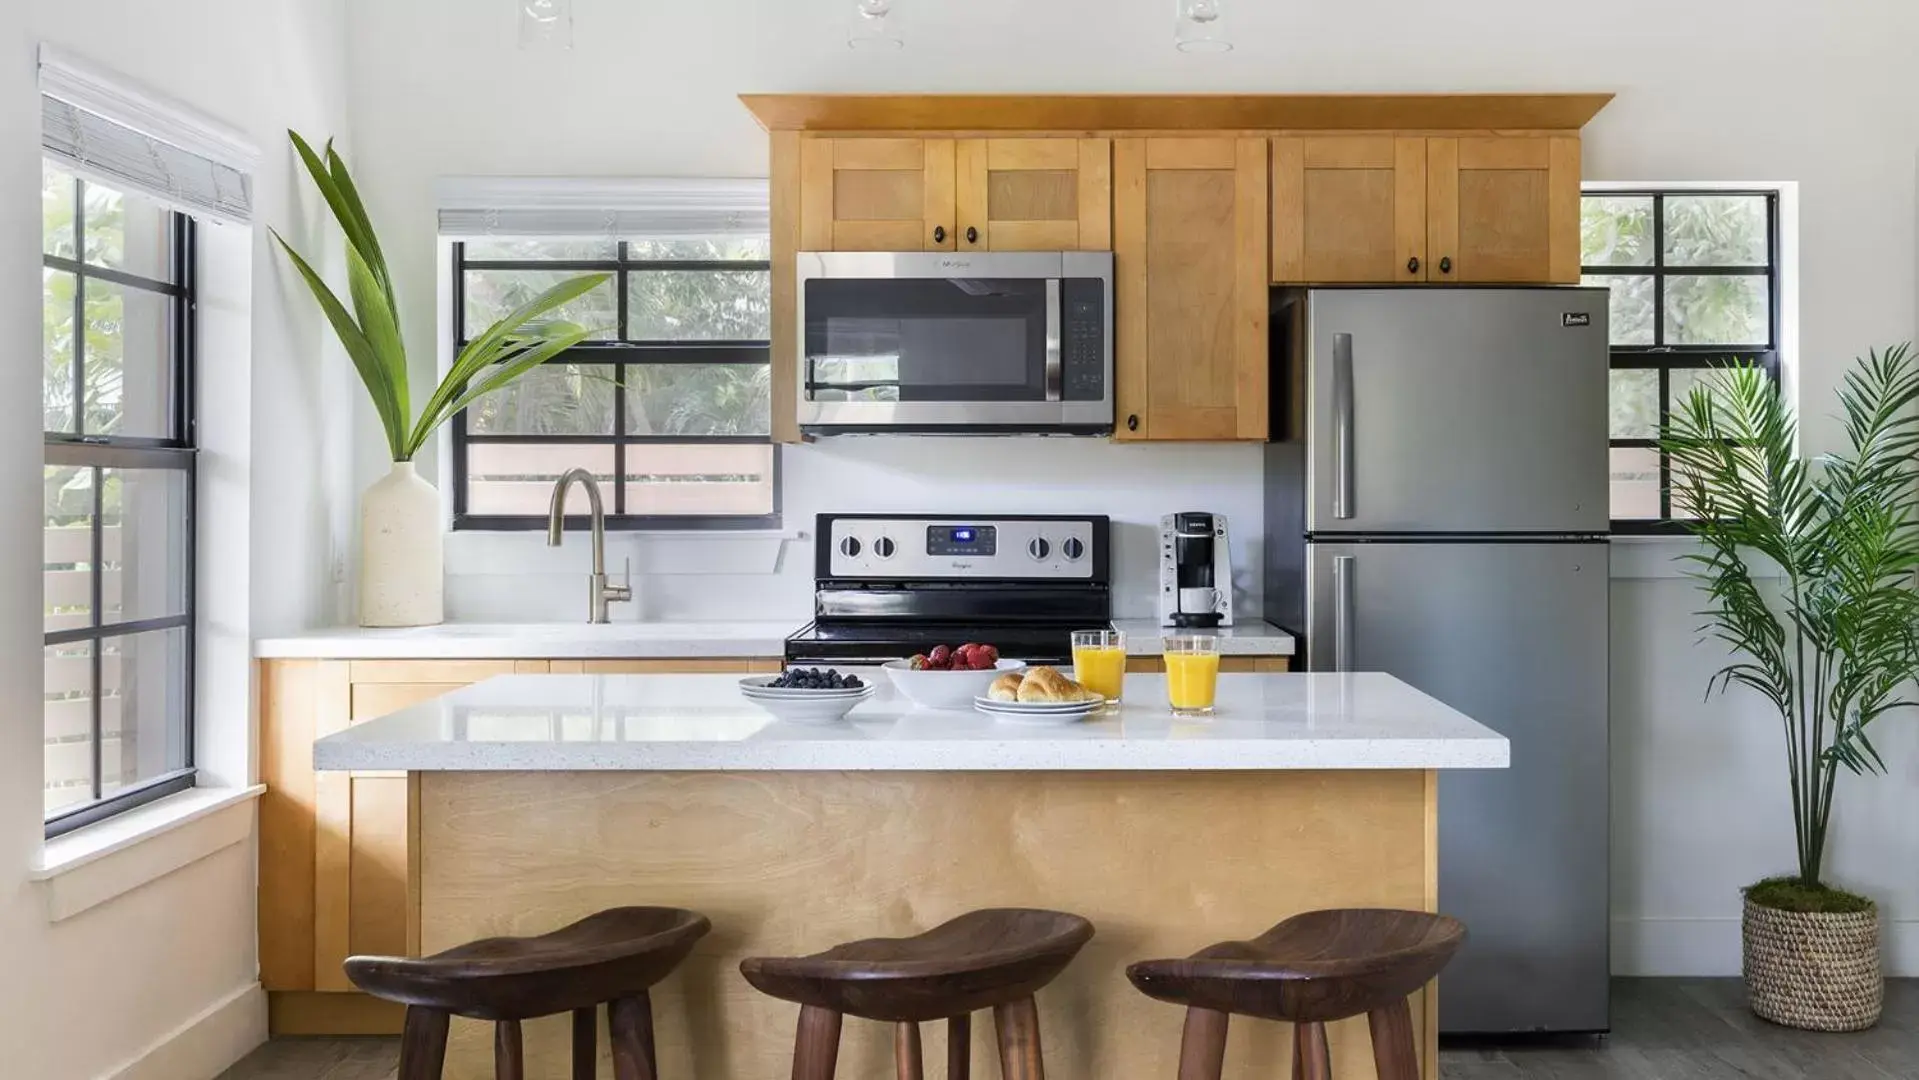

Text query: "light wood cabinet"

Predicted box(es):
[955, 138, 1111, 251]
[1426, 135, 1582, 284]
[1272, 136, 1426, 284]
[799, 137, 955, 252]
[1114, 137, 1269, 441]
[258, 655, 781, 1034]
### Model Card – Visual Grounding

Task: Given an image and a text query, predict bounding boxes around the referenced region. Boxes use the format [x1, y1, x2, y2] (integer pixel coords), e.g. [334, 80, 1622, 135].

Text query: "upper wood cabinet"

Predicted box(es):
[799, 137, 956, 251]
[1426, 136, 1582, 284]
[1114, 137, 1268, 441]
[955, 138, 1111, 251]
[1271, 136, 1426, 284]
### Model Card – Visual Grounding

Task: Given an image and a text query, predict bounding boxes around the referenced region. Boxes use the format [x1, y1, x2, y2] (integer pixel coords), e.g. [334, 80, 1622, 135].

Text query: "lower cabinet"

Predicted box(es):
[1126, 655, 1292, 674]
[258, 656, 779, 1034]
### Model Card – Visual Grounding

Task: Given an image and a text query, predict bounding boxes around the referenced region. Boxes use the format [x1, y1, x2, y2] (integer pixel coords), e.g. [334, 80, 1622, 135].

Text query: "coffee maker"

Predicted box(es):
[1159, 512, 1233, 628]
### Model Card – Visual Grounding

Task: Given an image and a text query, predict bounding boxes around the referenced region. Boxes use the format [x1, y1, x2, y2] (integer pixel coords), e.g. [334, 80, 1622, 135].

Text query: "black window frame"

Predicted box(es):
[1585, 188, 1782, 535]
[42, 169, 198, 837]
[450, 240, 780, 531]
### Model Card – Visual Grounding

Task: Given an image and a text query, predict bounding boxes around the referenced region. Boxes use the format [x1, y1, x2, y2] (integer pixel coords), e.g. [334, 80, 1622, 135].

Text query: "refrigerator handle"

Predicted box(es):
[1332, 555, 1356, 672]
[1333, 332, 1355, 519]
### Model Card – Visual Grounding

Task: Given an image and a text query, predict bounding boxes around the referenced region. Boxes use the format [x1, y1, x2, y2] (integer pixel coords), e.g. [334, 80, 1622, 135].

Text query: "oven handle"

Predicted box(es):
[1044, 278, 1063, 403]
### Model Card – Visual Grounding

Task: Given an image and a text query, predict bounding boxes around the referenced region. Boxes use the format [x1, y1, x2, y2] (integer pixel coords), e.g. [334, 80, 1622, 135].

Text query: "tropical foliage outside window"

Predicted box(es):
[1581, 189, 1780, 530]
[41, 162, 197, 833]
[453, 238, 777, 527]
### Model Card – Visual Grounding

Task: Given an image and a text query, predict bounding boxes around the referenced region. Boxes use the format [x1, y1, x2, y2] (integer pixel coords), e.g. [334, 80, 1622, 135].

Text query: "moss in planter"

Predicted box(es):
[1746, 876, 1874, 914]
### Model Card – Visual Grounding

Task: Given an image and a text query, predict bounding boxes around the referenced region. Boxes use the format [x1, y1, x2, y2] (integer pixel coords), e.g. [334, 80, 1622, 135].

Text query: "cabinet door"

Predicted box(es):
[799, 137, 955, 251]
[1272, 136, 1426, 283]
[955, 138, 1111, 251]
[1114, 137, 1269, 441]
[1427, 136, 1581, 283]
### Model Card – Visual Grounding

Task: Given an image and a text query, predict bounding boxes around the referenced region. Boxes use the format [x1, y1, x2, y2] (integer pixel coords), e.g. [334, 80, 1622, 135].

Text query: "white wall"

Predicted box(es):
[339, 0, 1919, 976]
[2, 2, 349, 1077]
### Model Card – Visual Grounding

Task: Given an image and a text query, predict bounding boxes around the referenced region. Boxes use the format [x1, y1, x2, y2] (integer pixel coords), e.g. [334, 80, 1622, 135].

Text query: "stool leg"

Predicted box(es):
[1367, 997, 1419, 1080]
[1292, 1021, 1331, 1080]
[946, 1014, 969, 1080]
[992, 997, 1044, 1080]
[398, 1006, 450, 1080]
[573, 1006, 597, 1080]
[792, 1005, 843, 1080]
[1176, 1008, 1228, 1080]
[495, 1020, 525, 1080]
[609, 993, 659, 1080]
[896, 1021, 925, 1080]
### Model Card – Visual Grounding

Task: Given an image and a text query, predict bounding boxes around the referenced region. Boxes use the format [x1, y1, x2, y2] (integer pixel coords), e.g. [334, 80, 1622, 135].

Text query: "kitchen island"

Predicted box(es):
[315, 672, 1505, 1080]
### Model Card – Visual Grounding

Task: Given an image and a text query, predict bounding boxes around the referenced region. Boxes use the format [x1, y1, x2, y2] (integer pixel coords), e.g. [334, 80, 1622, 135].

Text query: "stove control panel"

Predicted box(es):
[821, 515, 1105, 581]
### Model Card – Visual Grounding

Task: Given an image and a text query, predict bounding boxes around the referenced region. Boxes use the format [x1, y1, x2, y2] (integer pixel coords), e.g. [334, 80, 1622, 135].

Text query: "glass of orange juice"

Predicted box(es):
[1071, 629, 1127, 708]
[1163, 634, 1221, 716]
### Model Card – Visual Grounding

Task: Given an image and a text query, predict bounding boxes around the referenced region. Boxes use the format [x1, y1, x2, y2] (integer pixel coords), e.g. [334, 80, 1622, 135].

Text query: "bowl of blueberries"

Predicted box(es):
[738, 667, 875, 724]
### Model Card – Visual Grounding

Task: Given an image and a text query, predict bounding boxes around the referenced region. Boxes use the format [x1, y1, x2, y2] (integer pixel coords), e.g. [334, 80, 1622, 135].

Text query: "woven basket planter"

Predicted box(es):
[1742, 897, 1882, 1031]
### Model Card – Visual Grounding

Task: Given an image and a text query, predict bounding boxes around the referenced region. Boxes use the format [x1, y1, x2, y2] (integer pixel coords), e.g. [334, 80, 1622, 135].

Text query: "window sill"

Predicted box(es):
[32, 784, 264, 922]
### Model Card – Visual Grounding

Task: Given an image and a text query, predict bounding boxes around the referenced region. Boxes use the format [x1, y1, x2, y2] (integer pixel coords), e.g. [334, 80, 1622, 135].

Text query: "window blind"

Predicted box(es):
[437, 177, 769, 239]
[38, 46, 257, 224]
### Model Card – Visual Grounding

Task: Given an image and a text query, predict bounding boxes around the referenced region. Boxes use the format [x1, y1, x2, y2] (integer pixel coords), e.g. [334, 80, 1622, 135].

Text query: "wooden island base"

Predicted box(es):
[419, 768, 1439, 1080]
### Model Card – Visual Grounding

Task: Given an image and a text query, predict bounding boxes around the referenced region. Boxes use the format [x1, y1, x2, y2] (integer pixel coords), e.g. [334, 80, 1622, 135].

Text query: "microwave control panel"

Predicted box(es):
[1061, 278, 1107, 402]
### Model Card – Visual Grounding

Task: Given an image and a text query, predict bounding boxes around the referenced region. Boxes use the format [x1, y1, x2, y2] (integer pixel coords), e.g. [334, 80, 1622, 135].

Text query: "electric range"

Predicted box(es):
[783, 514, 1112, 670]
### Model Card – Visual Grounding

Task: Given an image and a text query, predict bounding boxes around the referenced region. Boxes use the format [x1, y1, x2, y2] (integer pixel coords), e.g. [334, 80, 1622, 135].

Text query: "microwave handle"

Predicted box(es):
[1044, 279, 1062, 402]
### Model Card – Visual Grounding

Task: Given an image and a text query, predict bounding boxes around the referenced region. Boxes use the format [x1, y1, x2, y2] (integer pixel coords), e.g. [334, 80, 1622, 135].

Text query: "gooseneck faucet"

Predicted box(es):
[546, 468, 631, 624]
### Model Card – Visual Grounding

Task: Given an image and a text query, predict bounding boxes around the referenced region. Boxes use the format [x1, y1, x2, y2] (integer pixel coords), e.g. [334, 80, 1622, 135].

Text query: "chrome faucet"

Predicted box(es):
[546, 468, 632, 624]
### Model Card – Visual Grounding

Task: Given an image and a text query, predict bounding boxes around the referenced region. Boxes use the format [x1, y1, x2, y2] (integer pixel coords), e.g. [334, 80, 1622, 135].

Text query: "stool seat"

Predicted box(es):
[346, 905, 710, 1022]
[1127, 908, 1464, 1024]
[741, 907, 1094, 1023]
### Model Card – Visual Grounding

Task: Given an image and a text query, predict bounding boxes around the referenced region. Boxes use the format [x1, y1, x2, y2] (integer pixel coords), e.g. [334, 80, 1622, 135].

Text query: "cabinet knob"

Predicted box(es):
[966, 226, 979, 245]
[933, 225, 946, 243]
[1406, 256, 1420, 274]
[1439, 256, 1453, 274]
[1126, 414, 1139, 432]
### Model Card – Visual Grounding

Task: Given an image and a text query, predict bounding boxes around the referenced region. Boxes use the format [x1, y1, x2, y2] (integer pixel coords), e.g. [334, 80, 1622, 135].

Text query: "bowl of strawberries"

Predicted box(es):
[883, 644, 1025, 710]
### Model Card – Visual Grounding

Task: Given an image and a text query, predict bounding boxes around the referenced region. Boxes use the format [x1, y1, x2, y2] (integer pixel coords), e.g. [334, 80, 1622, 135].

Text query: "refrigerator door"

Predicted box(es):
[1306, 540, 1610, 1034]
[1307, 288, 1609, 535]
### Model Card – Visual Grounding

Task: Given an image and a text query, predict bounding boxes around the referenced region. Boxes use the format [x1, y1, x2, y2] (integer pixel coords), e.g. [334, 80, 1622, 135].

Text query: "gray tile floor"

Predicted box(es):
[219, 979, 1919, 1079]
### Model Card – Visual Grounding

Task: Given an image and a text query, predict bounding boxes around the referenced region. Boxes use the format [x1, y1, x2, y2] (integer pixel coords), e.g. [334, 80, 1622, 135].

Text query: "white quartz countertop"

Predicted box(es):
[254, 619, 1294, 661]
[313, 672, 1505, 772]
[1112, 618, 1295, 656]
[253, 621, 797, 660]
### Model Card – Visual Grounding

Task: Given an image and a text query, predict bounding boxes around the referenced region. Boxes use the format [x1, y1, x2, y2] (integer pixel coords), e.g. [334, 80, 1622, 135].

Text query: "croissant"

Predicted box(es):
[1017, 665, 1091, 703]
[988, 672, 1025, 702]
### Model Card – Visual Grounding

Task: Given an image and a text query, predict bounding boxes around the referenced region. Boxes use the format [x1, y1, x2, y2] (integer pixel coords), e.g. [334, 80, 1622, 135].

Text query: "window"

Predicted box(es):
[1582, 190, 1780, 532]
[42, 162, 198, 835]
[450, 238, 777, 528]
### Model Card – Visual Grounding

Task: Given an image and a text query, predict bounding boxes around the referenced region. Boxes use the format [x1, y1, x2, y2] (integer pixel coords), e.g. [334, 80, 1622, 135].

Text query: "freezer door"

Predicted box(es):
[1307, 288, 1609, 534]
[1306, 540, 1610, 1034]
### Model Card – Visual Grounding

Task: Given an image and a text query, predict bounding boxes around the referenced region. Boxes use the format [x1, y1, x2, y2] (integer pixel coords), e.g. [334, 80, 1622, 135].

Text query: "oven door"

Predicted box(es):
[797, 251, 1112, 434]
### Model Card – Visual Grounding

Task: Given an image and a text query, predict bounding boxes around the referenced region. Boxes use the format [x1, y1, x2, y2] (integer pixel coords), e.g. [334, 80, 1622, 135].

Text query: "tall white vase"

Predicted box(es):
[359, 461, 444, 627]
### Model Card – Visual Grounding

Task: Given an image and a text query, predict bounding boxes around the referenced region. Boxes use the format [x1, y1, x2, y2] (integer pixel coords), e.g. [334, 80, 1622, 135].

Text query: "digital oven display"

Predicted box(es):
[927, 525, 997, 557]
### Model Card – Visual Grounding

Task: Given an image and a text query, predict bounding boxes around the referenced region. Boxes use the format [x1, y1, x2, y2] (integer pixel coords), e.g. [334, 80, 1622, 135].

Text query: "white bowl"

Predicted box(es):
[741, 683, 876, 725]
[883, 658, 1026, 710]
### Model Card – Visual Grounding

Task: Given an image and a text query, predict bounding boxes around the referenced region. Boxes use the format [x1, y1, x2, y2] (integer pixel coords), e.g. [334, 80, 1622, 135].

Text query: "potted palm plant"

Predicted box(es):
[1661, 346, 1919, 1031]
[273, 132, 608, 626]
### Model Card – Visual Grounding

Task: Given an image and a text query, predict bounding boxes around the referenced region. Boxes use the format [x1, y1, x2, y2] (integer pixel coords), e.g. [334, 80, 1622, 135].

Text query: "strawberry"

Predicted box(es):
[955, 643, 979, 668]
[928, 644, 953, 670]
[908, 654, 929, 670]
[975, 644, 1000, 667]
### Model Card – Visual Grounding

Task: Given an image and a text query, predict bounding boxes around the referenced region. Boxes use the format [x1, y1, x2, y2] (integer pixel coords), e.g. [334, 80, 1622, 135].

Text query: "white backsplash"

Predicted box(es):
[443, 437, 1267, 626]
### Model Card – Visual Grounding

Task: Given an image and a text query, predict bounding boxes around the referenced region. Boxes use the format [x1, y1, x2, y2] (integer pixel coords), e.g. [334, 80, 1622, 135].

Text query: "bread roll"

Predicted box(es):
[988, 672, 1025, 702]
[1017, 666, 1088, 703]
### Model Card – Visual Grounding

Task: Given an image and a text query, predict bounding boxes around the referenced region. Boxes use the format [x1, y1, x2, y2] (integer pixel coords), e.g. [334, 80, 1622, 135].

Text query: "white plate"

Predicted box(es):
[742, 683, 877, 724]
[971, 694, 1101, 710]
[740, 675, 874, 698]
[973, 696, 1104, 724]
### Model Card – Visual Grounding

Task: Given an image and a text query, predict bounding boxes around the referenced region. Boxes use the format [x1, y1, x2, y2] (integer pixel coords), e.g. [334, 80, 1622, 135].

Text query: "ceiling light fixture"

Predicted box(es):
[848, 0, 904, 50]
[1174, 0, 1232, 52]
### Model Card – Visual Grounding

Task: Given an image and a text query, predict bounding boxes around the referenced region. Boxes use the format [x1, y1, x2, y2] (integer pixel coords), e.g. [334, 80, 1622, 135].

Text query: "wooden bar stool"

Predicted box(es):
[741, 908, 1094, 1080]
[344, 905, 710, 1080]
[1126, 909, 1465, 1080]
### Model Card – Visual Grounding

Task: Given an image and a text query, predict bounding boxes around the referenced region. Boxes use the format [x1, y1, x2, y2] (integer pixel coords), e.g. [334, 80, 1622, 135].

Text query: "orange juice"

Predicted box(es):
[1164, 650, 1220, 713]
[1072, 644, 1127, 703]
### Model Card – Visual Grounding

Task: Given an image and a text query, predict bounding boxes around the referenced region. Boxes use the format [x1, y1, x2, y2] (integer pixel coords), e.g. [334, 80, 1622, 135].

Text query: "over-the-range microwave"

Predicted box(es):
[795, 251, 1114, 435]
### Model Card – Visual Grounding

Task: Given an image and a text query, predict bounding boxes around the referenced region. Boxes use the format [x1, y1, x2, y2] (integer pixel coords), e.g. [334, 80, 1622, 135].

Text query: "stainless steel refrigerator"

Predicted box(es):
[1263, 287, 1611, 1035]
